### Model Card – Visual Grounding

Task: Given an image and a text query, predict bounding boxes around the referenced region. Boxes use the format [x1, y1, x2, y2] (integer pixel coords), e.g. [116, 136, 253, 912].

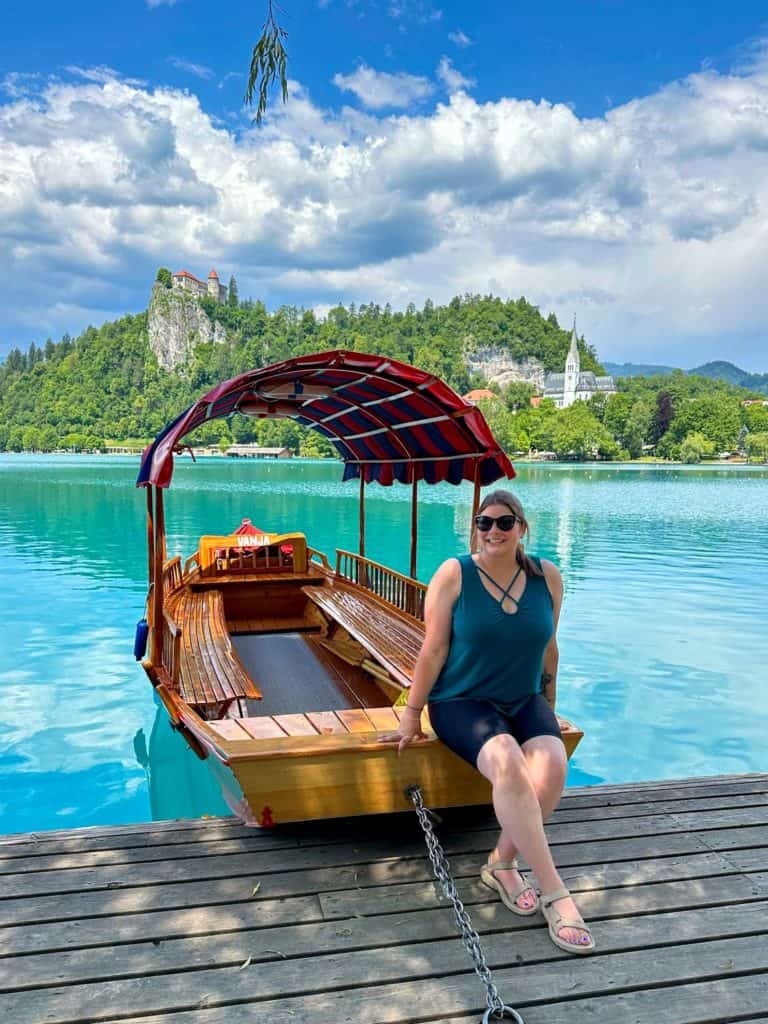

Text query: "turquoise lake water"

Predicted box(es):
[0, 455, 766, 835]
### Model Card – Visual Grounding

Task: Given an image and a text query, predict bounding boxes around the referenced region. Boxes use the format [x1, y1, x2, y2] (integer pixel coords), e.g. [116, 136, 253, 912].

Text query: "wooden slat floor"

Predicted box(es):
[2, 772, 767, 1024]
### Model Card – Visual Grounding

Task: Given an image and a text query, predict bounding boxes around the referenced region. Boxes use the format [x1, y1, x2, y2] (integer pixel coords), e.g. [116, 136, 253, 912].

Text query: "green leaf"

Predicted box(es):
[245, 2, 289, 123]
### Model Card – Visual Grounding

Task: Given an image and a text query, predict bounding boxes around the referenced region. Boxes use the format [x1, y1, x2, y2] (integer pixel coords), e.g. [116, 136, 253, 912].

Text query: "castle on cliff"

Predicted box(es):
[172, 268, 227, 303]
[543, 321, 616, 408]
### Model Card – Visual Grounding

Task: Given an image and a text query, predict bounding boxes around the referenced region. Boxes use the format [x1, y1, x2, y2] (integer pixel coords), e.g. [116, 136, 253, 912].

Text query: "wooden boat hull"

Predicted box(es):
[154, 680, 583, 826]
[229, 728, 583, 824]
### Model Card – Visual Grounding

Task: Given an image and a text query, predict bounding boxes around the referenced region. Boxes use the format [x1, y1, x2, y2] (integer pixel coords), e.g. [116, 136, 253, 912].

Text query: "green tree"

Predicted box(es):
[39, 426, 59, 451]
[744, 404, 768, 433]
[155, 267, 172, 289]
[551, 402, 619, 460]
[624, 398, 653, 458]
[669, 395, 741, 451]
[603, 393, 633, 444]
[650, 390, 675, 443]
[745, 432, 768, 462]
[8, 427, 25, 451]
[680, 431, 716, 463]
[503, 381, 537, 412]
[476, 397, 515, 454]
[21, 425, 41, 451]
[228, 275, 239, 307]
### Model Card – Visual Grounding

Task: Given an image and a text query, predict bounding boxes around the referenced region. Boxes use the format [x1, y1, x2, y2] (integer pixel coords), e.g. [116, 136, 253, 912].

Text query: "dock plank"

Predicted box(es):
[3, 824, 766, 932]
[2, 787, 766, 874]
[2, 773, 767, 1024]
[4, 896, 768, 993]
[6, 804, 768, 902]
[20, 935, 767, 1024]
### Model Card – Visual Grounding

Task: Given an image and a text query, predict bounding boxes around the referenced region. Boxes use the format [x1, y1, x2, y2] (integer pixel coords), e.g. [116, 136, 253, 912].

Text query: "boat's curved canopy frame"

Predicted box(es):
[137, 349, 514, 490]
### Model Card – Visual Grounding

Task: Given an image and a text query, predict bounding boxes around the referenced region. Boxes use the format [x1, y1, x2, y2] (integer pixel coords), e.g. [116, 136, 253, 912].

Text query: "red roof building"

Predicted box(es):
[462, 388, 496, 405]
[172, 267, 227, 302]
[173, 269, 205, 286]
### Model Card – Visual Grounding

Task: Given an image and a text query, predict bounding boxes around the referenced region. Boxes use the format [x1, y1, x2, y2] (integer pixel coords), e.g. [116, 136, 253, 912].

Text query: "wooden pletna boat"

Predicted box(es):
[137, 350, 583, 826]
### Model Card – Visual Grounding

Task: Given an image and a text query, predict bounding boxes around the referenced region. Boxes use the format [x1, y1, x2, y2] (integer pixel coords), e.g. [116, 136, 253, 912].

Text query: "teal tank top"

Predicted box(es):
[429, 554, 554, 713]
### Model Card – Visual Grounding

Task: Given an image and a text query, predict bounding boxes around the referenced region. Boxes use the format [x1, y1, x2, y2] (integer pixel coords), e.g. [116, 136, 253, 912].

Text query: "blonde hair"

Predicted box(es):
[475, 489, 543, 577]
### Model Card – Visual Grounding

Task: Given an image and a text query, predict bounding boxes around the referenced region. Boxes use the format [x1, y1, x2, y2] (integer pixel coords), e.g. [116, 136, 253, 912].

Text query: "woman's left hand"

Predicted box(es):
[377, 706, 426, 755]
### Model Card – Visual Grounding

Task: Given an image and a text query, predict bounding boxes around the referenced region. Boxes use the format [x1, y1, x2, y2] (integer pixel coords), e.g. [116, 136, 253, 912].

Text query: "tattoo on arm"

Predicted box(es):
[540, 671, 554, 705]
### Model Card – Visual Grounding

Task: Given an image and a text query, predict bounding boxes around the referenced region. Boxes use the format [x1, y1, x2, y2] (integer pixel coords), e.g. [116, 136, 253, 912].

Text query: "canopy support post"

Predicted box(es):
[358, 473, 366, 559]
[150, 487, 166, 667]
[146, 486, 155, 588]
[470, 462, 482, 553]
[409, 473, 418, 580]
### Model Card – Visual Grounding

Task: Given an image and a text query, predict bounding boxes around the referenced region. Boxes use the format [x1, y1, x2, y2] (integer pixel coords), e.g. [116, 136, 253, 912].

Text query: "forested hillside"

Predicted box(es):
[1, 290, 767, 463]
[0, 293, 598, 453]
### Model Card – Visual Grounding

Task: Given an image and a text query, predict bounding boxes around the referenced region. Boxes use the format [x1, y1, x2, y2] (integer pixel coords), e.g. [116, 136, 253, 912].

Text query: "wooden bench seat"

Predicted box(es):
[208, 705, 430, 741]
[208, 706, 581, 745]
[166, 588, 261, 710]
[301, 582, 424, 688]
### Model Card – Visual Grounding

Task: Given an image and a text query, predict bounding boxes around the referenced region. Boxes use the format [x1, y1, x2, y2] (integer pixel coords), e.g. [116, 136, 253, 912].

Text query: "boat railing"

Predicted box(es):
[161, 608, 182, 689]
[162, 556, 183, 596]
[335, 549, 427, 620]
[157, 558, 183, 685]
[307, 547, 333, 574]
[183, 551, 201, 580]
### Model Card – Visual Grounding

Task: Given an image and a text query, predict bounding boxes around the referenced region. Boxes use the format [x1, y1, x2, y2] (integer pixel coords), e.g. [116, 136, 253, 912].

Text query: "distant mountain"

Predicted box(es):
[604, 361, 679, 377]
[689, 360, 768, 394]
[604, 358, 768, 394]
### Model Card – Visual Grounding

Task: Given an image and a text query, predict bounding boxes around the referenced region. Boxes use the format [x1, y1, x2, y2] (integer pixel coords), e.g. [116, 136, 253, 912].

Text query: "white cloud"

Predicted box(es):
[388, 1, 442, 23]
[448, 30, 473, 47]
[146, 0, 179, 7]
[168, 57, 215, 81]
[218, 71, 241, 90]
[4, 59, 768, 367]
[64, 66, 147, 89]
[333, 64, 434, 109]
[0, 72, 44, 99]
[436, 56, 475, 93]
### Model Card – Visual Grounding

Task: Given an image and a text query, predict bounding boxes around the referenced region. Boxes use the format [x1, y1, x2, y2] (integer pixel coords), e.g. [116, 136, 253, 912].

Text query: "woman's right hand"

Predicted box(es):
[377, 706, 427, 755]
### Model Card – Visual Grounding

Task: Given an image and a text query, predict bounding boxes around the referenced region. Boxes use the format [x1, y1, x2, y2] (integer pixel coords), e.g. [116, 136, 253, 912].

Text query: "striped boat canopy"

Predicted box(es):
[137, 349, 515, 488]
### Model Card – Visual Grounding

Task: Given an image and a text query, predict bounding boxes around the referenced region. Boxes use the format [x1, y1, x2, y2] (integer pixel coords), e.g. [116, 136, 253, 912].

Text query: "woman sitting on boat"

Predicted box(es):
[382, 488, 595, 955]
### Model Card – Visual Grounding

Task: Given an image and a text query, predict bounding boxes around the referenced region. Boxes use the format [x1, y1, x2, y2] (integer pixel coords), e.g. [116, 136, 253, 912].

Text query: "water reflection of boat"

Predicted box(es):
[137, 350, 583, 826]
[134, 699, 230, 822]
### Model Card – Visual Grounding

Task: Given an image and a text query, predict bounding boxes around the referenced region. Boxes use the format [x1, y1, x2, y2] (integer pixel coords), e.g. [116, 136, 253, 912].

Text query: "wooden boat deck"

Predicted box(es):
[231, 633, 388, 717]
[303, 578, 424, 688]
[3, 772, 768, 1023]
[165, 587, 261, 709]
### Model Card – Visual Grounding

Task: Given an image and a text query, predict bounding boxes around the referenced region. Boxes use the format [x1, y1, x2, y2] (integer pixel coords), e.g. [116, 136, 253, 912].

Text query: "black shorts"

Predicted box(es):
[428, 694, 562, 768]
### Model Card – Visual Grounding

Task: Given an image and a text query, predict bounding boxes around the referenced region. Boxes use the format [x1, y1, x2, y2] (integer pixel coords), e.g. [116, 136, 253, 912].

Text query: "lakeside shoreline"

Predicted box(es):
[1, 451, 766, 469]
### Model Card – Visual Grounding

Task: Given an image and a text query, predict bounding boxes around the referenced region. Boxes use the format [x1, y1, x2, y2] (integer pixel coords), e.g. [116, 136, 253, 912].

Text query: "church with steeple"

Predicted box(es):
[542, 320, 617, 408]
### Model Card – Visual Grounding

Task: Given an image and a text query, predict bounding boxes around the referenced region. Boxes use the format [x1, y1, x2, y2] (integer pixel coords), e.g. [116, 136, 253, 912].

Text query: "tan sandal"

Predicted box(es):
[540, 886, 595, 955]
[480, 858, 539, 916]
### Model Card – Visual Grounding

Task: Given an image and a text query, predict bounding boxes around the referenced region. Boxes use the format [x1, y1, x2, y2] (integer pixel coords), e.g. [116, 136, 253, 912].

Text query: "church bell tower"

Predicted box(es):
[563, 318, 580, 408]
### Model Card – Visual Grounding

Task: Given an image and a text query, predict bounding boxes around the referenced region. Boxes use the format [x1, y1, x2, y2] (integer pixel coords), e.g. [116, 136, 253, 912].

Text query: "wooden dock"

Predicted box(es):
[2, 772, 767, 1023]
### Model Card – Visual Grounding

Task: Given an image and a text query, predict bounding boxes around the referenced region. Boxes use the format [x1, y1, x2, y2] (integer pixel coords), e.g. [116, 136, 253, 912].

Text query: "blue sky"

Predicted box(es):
[2, 1, 768, 369]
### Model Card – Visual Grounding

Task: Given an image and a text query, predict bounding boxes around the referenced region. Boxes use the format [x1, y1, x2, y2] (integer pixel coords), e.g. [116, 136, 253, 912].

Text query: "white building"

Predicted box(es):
[543, 322, 616, 408]
[172, 268, 227, 303]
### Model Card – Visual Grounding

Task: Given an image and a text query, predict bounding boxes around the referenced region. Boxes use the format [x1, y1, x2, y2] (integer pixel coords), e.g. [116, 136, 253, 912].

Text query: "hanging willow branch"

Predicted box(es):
[244, 0, 289, 123]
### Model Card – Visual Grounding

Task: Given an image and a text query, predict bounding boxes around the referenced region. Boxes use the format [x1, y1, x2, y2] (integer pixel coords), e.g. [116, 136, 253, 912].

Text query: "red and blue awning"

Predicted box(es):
[137, 349, 515, 488]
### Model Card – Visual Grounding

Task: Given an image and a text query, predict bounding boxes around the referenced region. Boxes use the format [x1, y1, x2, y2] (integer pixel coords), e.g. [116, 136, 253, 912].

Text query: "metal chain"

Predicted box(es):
[406, 785, 525, 1024]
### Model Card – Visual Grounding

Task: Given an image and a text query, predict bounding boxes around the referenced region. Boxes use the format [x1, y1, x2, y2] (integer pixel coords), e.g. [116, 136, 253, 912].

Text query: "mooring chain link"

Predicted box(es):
[406, 785, 525, 1024]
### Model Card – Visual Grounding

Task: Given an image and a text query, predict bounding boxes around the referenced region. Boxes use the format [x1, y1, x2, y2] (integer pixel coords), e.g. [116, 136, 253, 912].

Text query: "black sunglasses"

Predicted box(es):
[474, 513, 520, 532]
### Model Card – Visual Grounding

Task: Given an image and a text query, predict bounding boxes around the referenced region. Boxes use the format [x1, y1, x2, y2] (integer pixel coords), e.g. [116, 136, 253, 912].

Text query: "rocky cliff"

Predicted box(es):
[465, 346, 546, 389]
[148, 284, 227, 370]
